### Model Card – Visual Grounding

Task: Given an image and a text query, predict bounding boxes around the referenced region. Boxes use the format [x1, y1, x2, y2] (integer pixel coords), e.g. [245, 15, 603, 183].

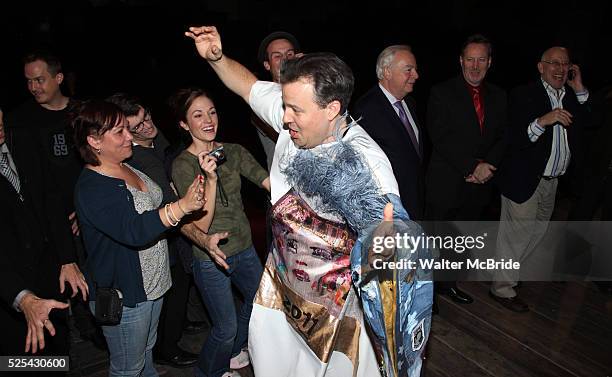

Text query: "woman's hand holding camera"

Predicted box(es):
[198, 152, 218, 181]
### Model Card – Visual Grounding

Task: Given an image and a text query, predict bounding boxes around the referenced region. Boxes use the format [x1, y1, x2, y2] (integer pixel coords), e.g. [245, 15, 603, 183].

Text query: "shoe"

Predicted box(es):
[155, 349, 198, 368]
[489, 291, 529, 313]
[230, 348, 250, 369]
[183, 320, 207, 335]
[222, 371, 241, 377]
[438, 286, 474, 304]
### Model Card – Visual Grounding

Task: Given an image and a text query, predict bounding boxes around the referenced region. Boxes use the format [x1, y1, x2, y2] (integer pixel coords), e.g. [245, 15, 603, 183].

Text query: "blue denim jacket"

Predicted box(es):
[350, 193, 433, 377]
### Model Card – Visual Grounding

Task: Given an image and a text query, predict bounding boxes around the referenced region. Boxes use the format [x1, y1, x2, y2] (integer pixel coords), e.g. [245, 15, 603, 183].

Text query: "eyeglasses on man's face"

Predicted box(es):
[541, 60, 571, 69]
[129, 111, 152, 134]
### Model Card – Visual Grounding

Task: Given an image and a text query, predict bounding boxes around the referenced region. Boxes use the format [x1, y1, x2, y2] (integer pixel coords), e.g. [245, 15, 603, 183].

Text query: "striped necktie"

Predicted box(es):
[0, 151, 21, 194]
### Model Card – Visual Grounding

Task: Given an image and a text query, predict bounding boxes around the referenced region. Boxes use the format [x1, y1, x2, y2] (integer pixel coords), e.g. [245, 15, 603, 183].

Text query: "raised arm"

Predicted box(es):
[185, 26, 257, 103]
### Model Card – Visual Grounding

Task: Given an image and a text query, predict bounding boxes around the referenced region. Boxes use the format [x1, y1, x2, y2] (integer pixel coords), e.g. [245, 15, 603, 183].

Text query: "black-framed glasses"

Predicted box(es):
[541, 60, 571, 69]
[129, 111, 152, 133]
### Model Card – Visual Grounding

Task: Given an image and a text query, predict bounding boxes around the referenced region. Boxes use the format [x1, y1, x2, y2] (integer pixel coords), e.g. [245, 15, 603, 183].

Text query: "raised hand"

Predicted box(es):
[185, 26, 223, 62]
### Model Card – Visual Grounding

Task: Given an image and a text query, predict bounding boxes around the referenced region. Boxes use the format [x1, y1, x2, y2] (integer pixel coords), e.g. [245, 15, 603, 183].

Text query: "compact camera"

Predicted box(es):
[208, 145, 227, 166]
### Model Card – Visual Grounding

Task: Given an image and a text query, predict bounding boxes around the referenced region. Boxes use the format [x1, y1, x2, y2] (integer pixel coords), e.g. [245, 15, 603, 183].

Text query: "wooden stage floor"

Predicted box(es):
[67, 280, 612, 376]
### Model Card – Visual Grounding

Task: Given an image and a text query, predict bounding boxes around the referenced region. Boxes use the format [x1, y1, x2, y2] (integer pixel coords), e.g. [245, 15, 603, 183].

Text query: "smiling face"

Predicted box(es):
[460, 42, 491, 87]
[24, 60, 63, 106]
[381, 50, 419, 99]
[127, 106, 158, 143]
[281, 78, 340, 149]
[180, 95, 218, 143]
[88, 117, 133, 164]
[538, 47, 570, 90]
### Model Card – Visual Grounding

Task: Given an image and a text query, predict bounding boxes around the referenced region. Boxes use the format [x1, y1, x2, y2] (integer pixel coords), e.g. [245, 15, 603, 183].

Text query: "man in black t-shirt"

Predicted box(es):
[7, 53, 82, 218]
[5, 52, 103, 350]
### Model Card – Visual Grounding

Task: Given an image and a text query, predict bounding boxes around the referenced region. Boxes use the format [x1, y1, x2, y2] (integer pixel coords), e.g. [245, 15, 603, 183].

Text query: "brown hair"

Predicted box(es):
[70, 100, 125, 166]
[168, 87, 213, 125]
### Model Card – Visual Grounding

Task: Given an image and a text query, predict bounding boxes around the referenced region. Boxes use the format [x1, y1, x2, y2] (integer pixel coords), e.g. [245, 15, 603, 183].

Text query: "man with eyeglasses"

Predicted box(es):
[491, 46, 590, 312]
[107, 93, 200, 369]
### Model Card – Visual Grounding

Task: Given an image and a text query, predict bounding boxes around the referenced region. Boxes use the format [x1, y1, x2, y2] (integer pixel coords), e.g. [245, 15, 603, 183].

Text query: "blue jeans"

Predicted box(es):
[192, 245, 263, 377]
[90, 298, 163, 377]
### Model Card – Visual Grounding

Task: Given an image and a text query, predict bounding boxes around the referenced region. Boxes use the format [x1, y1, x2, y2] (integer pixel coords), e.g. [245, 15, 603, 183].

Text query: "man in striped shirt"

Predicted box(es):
[491, 46, 590, 312]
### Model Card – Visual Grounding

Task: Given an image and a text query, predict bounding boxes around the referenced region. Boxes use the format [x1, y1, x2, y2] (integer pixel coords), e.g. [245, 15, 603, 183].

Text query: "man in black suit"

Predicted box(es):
[0, 107, 86, 358]
[425, 35, 507, 304]
[353, 45, 424, 220]
[491, 46, 590, 312]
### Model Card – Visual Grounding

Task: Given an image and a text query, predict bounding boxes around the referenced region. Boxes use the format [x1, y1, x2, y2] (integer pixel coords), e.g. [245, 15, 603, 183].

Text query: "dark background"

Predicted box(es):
[1, 0, 610, 162]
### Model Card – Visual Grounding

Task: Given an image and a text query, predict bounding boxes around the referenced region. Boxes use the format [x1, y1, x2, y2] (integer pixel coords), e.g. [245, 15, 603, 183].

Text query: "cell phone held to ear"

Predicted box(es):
[568, 68, 575, 81]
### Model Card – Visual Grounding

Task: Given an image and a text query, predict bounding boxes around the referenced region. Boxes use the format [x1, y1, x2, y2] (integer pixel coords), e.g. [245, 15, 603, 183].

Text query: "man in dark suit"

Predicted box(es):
[0, 107, 85, 358]
[425, 35, 507, 304]
[491, 46, 590, 312]
[353, 45, 424, 220]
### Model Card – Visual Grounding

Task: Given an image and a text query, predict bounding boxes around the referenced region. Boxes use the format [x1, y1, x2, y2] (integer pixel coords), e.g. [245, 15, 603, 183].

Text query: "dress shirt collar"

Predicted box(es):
[378, 83, 403, 105]
[541, 78, 566, 102]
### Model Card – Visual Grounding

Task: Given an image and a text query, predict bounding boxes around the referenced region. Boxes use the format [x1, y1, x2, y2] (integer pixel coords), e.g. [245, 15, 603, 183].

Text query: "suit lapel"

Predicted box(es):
[374, 87, 421, 158]
[481, 82, 496, 136]
[453, 76, 482, 136]
[405, 99, 421, 141]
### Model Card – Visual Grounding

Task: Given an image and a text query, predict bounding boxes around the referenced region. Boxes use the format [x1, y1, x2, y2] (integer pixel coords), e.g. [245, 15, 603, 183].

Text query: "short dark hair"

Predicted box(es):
[168, 87, 213, 125]
[461, 34, 493, 57]
[23, 51, 63, 76]
[280, 52, 354, 114]
[70, 100, 125, 166]
[106, 93, 143, 117]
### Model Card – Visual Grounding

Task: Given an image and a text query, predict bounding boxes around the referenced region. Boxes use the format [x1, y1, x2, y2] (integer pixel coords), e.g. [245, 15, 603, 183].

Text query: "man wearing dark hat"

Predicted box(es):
[253, 31, 301, 170]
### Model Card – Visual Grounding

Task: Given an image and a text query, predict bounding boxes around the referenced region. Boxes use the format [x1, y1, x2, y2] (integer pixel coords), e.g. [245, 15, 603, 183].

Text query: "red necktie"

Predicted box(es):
[471, 86, 485, 133]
